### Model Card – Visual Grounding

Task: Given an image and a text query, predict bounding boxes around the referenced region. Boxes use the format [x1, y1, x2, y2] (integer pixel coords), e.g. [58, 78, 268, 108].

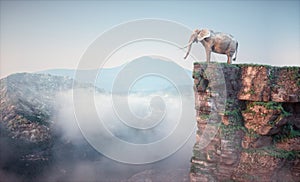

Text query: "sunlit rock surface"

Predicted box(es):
[191, 63, 300, 182]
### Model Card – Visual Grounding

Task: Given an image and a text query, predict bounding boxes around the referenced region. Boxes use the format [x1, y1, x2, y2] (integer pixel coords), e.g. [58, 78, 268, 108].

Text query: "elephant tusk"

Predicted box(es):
[180, 42, 193, 49]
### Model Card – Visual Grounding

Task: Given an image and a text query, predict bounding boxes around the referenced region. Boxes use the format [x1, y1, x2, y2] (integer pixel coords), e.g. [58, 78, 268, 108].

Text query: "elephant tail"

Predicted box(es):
[233, 42, 238, 61]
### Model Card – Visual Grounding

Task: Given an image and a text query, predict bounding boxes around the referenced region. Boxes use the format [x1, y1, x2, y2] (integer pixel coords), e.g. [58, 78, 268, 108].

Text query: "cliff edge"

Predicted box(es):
[190, 63, 300, 181]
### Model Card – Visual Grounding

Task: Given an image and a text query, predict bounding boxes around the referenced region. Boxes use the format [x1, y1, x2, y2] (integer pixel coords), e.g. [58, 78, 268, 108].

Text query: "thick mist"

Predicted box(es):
[41, 89, 196, 181]
[0, 88, 195, 181]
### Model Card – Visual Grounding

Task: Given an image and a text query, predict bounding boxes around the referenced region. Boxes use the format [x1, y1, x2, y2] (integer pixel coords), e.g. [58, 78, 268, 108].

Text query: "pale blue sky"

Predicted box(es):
[1, 0, 299, 77]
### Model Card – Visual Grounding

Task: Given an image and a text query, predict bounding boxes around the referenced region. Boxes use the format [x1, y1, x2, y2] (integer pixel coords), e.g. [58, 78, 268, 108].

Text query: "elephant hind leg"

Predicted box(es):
[233, 42, 238, 61]
[229, 49, 236, 62]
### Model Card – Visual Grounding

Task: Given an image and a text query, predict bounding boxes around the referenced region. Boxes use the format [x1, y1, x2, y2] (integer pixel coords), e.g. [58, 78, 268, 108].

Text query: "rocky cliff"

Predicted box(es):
[190, 63, 300, 181]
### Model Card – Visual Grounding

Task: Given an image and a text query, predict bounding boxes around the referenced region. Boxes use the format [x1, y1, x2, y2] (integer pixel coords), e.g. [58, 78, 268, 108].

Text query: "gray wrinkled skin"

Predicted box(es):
[184, 29, 238, 64]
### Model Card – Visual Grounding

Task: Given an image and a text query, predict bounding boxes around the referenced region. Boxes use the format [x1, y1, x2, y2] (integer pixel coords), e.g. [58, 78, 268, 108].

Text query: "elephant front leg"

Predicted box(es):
[227, 55, 232, 64]
[205, 49, 211, 63]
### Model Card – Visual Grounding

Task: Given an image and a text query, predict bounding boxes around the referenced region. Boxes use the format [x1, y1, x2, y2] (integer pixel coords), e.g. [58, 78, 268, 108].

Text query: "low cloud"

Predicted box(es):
[1, 89, 196, 181]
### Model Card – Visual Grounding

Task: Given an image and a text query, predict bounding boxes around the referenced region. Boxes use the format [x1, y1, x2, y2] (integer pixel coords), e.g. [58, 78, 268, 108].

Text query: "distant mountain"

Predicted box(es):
[0, 73, 99, 178]
[38, 57, 193, 93]
[0, 73, 73, 140]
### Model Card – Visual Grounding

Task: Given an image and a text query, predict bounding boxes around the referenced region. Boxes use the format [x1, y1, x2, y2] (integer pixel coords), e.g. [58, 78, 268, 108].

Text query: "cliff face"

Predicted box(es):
[190, 63, 300, 181]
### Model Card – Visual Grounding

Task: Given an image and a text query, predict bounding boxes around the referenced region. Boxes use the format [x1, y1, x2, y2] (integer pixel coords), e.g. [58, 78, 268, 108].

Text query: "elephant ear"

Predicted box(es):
[197, 29, 211, 41]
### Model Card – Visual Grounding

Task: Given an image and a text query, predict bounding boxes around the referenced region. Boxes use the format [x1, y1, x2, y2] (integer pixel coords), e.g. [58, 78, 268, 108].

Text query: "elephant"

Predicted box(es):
[183, 29, 238, 64]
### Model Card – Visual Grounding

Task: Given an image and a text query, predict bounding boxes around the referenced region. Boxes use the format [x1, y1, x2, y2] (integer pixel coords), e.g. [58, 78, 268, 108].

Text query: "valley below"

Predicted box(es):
[0, 72, 195, 182]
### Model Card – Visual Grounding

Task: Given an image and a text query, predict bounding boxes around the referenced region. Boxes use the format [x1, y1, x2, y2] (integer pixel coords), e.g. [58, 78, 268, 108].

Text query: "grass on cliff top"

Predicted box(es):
[193, 62, 267, 67]
[193, 62, 300, 69]
[193, 62, 239, 68]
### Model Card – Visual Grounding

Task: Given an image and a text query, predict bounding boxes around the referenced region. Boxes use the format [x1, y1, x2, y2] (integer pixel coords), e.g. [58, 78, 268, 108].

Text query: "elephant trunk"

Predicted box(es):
[183, 42, 193, 59]
[183, 34, 196, 59]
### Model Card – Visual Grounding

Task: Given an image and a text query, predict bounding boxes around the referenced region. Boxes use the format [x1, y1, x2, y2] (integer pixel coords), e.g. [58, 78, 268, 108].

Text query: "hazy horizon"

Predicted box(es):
[1, 0, 299, 78]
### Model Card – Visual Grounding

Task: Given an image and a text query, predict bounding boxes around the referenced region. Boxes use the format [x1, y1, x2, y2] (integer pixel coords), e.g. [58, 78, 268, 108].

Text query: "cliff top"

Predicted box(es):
[192, 62, 300, 102]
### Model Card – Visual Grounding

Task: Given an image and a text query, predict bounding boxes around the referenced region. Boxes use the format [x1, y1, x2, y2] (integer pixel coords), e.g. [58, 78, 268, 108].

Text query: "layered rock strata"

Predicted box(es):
[190, 63, 300, 182]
